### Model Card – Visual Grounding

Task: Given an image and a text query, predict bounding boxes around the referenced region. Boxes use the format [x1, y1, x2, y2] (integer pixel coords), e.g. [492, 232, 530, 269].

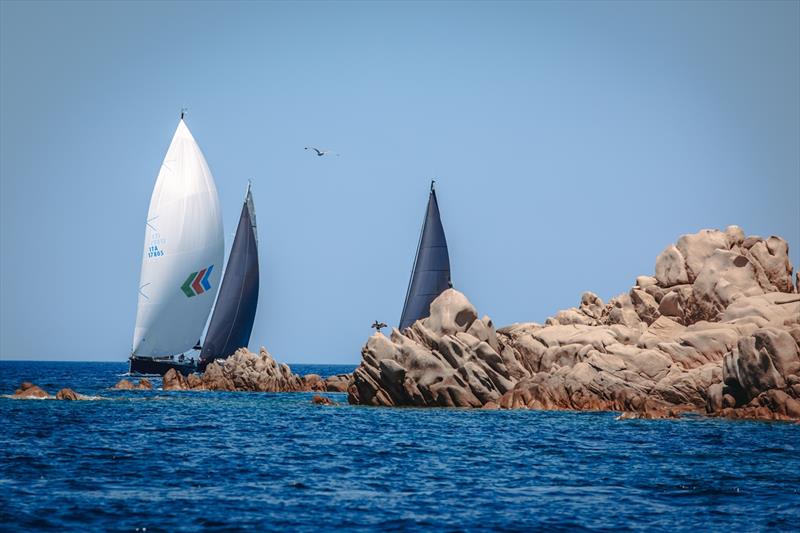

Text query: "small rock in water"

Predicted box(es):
[112, 378, 151, 390]
[13, 382, 50, 399]
[9, 382, 98, 401]
[162, 369, 189, 390]
[55, 388, 80, 401]
[112, 379, 135, 390]
[312, 394, 338, 406]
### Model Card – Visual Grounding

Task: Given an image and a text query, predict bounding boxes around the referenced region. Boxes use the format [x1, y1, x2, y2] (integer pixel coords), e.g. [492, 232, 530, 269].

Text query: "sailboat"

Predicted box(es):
[199, 183, 260, 371]
[399, 180, 452, 330]
[129, 116, 224, 376]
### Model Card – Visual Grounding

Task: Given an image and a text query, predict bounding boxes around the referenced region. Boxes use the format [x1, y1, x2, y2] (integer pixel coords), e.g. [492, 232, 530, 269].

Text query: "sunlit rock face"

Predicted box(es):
[349, 227, 799, 421]
[162, 348, 351, 393]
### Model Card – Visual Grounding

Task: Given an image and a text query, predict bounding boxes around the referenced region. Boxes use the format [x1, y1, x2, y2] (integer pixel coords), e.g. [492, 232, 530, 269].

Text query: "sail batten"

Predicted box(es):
[132, 119, 224, 357]
[399, 183, 451, 330]
[199, 187, 260, 369]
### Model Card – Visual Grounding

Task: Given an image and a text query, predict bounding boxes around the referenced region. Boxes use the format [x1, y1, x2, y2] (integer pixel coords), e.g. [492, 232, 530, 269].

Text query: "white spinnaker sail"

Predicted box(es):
[132, 119, 224, 357]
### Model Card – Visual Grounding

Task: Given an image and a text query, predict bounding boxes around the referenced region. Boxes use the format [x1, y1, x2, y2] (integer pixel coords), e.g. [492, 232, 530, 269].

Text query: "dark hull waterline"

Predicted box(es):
[129, 355, 196, 376]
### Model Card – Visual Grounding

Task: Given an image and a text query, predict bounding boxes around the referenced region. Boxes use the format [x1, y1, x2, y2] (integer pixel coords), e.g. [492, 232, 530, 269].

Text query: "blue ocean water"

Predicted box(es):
[0, 361, 798, 532]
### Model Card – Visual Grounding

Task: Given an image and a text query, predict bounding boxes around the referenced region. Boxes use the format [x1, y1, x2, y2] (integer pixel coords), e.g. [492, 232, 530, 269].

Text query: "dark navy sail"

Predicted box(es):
[199, 185, 259, 370]
[399, 182, 451, 330]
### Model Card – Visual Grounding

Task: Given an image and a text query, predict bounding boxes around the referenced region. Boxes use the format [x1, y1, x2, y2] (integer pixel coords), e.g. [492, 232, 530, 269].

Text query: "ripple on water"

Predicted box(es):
[1, 361, 799, 531]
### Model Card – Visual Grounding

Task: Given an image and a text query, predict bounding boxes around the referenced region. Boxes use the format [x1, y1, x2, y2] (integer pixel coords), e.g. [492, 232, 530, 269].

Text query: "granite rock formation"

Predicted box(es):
[111, 378, 152, 390]
[348, 226, 800, 421]
[12, 382, 50, 399]
[322, 374, 351, 393]
[55, 388, 92, 401]
[161, 347, 349, 393]
[312, 394, 338, 406]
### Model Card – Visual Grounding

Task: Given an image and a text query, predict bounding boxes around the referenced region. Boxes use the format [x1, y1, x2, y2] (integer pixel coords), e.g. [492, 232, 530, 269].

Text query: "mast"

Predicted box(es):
[399, 180, 451, 330]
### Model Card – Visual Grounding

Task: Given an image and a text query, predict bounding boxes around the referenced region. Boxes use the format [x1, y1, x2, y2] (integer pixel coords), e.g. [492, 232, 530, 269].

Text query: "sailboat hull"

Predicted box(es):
[129, 355, 196, 376]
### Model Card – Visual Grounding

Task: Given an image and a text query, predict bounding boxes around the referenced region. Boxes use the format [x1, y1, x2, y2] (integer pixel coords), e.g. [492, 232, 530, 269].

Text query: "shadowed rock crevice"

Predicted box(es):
[348, 226, 799, 421]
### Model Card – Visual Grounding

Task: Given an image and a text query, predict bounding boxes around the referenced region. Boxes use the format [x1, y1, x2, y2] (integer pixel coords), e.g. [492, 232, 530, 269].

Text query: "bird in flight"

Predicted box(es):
[305, 146, 339, 157]
[371, 320, 387, 333]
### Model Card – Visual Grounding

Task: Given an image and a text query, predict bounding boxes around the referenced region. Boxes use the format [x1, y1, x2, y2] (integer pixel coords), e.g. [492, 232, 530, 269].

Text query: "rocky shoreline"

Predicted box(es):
[7, 226, 798, 422]
[348, 226, 800, 421]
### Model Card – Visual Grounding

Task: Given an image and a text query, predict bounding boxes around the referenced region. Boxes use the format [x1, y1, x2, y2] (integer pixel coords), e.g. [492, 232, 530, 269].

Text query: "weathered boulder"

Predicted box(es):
[655, 245, 689, 287]
[112, 379, 135, 390]
[676, 229, 731, 282]
[55, 388, 86, 401]
[324, 374, 352, 392]
[721, 327, 800, 405]
[691, 250, 764, 319]
[303, 374, 326, 391]
[111, 378, 152, 390]
[349, 227, 799, 421]
[420, 289, 478, 335]
[162, 368, 189, 390]
[161, 348, 310, 392]
[630, 289, 660, 325]
[312, 394, 338, 406]
[12, 382, 50, 399]
[302, 374, 352, 392]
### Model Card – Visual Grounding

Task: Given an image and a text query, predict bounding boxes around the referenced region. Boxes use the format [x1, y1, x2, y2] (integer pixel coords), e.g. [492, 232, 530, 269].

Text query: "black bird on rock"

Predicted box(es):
[371, 320, 387, 333]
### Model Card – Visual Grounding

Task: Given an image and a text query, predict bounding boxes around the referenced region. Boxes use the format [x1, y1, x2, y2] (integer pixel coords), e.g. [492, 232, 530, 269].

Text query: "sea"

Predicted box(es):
[0, 361, 798, 532]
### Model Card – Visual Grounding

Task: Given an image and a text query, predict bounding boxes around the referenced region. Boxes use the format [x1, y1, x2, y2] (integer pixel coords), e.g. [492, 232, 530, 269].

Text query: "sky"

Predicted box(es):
[1, 1, 798, 364]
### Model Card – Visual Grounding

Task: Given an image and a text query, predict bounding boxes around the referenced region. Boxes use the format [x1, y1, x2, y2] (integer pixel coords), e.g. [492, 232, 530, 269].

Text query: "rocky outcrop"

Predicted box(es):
[161, 347, 351, 393]
[111, 378, 152, 390]
[348, 227, 800, 420]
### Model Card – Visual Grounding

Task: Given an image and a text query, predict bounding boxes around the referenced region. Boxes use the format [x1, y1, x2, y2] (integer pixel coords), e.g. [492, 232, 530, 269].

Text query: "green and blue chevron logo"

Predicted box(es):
[181, 265, 214, 297]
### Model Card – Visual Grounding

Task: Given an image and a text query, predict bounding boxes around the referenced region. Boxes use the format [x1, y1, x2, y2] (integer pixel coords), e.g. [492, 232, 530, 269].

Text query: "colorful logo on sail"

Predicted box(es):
[181, 265, 214, 297]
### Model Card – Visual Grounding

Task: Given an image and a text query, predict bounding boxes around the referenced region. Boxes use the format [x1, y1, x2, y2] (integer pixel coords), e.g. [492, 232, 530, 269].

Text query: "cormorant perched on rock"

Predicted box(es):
[371, 320, 387, 333]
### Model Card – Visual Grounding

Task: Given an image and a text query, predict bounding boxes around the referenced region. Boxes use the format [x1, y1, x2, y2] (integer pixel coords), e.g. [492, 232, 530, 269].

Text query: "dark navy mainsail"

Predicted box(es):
[199, 185, 260, 370]
[399, 182, 451, 330]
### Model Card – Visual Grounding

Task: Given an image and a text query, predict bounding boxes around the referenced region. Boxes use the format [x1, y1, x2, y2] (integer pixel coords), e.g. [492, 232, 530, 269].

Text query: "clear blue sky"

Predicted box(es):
[1, 1, 798, 363]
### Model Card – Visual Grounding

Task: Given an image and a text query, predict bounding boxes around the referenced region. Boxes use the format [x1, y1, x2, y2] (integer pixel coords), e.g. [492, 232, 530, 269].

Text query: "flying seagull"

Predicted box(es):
[371, 320, 387, 333]
[305, 146, 339, 157]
